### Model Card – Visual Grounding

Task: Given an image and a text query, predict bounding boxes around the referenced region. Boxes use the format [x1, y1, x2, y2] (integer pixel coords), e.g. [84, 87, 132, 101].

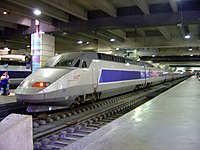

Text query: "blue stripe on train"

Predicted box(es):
[0, 71, 31, 79]
[99, 69, 144, 83]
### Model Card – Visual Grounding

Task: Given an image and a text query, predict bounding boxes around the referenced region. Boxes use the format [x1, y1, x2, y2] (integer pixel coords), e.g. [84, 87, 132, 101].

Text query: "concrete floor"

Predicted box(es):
[0, 89, 16, 104]
[63, 76, 200, 150]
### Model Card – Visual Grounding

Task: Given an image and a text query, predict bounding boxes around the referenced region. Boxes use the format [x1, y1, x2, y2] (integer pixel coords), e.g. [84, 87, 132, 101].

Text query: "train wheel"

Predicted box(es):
[70, 96, 82, 109]
[96, 92, 101, 99]
[91, 93, 97, 103]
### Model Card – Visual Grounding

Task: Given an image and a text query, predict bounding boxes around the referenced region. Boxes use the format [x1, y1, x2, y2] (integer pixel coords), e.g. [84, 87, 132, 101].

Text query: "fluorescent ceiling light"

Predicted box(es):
[188, 47, 192, 51]
[34, 9, 41, 15]
[185, 34, 190, 39]
[110, 38, 115, 42]
[77, 40, 83, 44]
[3, 10, 7, 15]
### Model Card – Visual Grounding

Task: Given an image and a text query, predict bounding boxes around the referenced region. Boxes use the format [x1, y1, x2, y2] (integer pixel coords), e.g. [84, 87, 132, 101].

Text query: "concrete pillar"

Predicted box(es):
[31, 33, 55, 72]
[0, 114, 33, 150]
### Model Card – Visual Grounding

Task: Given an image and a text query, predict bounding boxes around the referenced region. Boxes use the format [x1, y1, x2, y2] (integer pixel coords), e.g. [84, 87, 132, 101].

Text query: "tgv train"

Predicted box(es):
[15, 52, 188, 110]
[0, 55, 31, 88]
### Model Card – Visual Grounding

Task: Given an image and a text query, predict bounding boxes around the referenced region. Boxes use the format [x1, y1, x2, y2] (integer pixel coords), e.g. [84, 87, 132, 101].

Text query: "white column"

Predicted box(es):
[31, 33, 55, 72]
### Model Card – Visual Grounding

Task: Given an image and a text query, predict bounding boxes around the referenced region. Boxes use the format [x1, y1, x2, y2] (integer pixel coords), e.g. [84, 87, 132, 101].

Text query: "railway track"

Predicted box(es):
[32, 78, 185, 150]
[0, 102, 27, 121]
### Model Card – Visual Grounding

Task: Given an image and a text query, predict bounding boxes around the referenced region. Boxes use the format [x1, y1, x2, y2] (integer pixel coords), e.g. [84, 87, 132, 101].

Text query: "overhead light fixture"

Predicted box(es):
[33, 9, 41, 15]
[110, 38, 115, 42]
[188, 47, 192, 51]
[177, 23, 191, 39]
[152, 54, 155, 57]
[62, 32, 68, 35]
[3, 10, 7, 15]
[115, 48, 119, 51]
[190, 54, 193, 56]
[86, 41, 90, 45]
[185, 34, 190, 39]
[137, 58, 140, 61]
[27, 45, 30, 48]
[77, 40, 83, 44]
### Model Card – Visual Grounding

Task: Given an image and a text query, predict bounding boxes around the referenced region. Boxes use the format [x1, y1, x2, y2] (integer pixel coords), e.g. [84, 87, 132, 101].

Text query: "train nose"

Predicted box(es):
[15, 87, 45, 104]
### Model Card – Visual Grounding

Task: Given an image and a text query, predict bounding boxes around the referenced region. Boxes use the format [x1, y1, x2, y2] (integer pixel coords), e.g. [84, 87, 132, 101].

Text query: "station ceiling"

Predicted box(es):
[0, 0, 199, 67]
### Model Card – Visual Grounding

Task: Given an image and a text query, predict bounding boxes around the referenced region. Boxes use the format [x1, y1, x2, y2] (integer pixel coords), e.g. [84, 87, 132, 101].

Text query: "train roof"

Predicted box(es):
[54, 52, 154, 67]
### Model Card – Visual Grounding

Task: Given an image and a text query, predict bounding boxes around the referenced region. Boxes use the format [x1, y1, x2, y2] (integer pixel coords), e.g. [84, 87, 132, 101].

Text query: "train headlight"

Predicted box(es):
[31, 82, 51, 88]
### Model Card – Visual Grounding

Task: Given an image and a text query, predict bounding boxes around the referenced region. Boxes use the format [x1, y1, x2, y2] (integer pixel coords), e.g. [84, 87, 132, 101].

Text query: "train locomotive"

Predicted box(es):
[15, 52, 188, 112]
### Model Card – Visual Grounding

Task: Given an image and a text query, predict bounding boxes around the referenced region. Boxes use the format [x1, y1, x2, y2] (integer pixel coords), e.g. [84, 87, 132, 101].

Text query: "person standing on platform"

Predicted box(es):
[0, 71, 10, 95]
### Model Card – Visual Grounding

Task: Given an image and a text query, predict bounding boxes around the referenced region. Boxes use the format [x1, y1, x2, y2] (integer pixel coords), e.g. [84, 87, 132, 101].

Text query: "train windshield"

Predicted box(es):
[55, 59, 74, 67]
[43, 53, 83, 68]
[43, 55, 61, 68]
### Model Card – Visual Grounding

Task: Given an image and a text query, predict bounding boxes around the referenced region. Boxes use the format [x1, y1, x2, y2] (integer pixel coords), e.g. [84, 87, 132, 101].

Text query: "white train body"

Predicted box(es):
[15, 52, 188, 108]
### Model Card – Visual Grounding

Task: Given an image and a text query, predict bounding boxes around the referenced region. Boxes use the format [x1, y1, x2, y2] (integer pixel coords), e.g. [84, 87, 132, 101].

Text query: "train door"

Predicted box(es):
[80, 59, 94, 93]
[92, 69, 98, 92]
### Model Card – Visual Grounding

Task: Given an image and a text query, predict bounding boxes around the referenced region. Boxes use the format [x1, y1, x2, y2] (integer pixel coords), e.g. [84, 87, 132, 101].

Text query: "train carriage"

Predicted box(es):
[15, 52, 188, 111]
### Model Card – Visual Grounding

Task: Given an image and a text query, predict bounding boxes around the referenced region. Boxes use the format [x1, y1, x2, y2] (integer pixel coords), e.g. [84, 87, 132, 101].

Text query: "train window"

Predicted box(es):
[111, 56, 114, 61]
[102, 54, 106, 60]
[97, 53, 102, 59]
[82, 61, 87, 68]
[74, 60, 80, 67]
[55, 59, 74, 67]
[43, 55, 61, 68]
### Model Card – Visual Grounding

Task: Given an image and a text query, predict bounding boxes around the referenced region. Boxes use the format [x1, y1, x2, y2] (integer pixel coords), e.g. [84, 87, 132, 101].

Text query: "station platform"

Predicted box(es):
[0, 89, 16, 104]
[63, 76, 200, 150]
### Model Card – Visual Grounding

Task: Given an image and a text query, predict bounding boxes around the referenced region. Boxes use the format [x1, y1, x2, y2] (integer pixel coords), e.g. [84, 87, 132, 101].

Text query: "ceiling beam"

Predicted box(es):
[77, 31, 110, 42]
[0, 39, 28, 49]
[126, 30, 161, 38]
[0, 11, 31, 26]
[177, 24, 191, 39]
[62, 33, 95, 42]
[198, 25, 200, 41]
[157, 27, 172, 41]
[134, 0, 149, 15]
[0, 1, 52, 24]
[54, 34, 75, 43]
[85, 0, 117, 17]
[62, 11, 200, 31]
[0, 20, 17, 29]
[108, 30, 126, 39]
[0, 27, 4, 30]
[141, 56, 200, 62]
[169, 0, 178, 12]
[97, 30, 125, 43]
[7, 0, 69, 22]
[124, 36, 200, 48]
[24, 11, 200, 33]
[41, 0, 88, 20]
[137, 28, 145, 37]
